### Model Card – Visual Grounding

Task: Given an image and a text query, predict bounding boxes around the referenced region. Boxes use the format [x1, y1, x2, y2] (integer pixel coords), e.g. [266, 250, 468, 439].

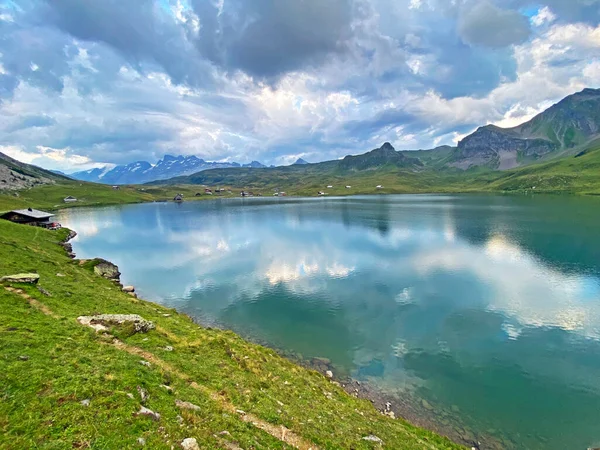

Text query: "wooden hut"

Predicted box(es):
[1, 208, 55, 227]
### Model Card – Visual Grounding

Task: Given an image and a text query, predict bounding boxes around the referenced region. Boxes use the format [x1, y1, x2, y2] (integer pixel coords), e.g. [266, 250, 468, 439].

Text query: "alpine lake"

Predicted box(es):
[58, 194, 600, 450]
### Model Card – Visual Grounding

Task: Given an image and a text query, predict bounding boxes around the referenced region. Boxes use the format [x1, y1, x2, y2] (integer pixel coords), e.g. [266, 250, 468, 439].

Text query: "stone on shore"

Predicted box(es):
[1, 273, 40, 284]
[93, 260, 121, 281]
[77, 314, 155, 333]
[122, 286, 135, 293]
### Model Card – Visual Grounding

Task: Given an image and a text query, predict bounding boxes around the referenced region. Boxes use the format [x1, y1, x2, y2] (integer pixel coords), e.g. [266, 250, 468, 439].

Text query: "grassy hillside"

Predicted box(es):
[479, 145, 600, 194]
[153, 146, 600, 197]
[0, 219, 463, 449]
[0, 181, 235, 212]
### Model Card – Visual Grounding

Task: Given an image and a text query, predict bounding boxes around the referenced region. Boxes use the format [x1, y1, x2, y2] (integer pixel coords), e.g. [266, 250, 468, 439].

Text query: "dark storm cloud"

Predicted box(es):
[191, 0, 355, 79]
[8, 115, 56, 132]
[0, 13, 73, 96]
[39, 0, 214, 88]
[459, 1, 531, 48]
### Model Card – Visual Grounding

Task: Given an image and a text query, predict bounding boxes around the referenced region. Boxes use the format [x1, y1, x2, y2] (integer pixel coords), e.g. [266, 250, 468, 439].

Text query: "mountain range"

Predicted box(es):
[155, 88, 600, 185]
[71, 155, 267, 185]
[3, 88, 600, 192]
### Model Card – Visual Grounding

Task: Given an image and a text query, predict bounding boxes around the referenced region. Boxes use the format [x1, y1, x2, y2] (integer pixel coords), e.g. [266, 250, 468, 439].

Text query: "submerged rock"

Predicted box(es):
[1, 273, 40, 284]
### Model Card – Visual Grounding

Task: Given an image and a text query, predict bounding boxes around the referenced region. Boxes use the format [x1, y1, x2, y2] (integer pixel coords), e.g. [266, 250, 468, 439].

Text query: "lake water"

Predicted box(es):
[58, 194, 600, 449]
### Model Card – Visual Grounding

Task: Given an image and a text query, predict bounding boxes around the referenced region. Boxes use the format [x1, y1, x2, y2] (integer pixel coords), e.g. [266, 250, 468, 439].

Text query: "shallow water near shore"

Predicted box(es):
[58, 194, 600, 449]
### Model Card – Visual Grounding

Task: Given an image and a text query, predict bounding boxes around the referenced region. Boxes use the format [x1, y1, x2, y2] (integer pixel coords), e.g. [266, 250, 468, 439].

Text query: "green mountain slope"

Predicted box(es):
[452, 88, 600, 170]
[0, 152, 70, 190]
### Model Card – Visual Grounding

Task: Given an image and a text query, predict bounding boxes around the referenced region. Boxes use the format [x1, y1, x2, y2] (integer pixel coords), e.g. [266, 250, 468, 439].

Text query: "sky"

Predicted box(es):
[1, 0, 600, 171]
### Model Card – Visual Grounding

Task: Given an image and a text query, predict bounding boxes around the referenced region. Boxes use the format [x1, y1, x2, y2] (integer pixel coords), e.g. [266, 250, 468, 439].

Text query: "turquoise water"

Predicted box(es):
[58, 195, 600, 449]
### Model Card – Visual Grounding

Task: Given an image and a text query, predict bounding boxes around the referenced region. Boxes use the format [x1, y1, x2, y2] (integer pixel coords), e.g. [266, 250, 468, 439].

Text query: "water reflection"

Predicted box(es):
[58, 195, 600, 450]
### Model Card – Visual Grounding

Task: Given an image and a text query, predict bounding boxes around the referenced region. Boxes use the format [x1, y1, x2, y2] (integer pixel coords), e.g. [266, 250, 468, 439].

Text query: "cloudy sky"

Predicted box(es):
[1, 0, 600, 170]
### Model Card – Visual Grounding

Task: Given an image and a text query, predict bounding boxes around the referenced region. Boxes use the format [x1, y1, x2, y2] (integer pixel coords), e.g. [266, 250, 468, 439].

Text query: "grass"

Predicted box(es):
[0, 219, 463, 449]
[0, 181, 238, 213]
[153, 146, 600, 197]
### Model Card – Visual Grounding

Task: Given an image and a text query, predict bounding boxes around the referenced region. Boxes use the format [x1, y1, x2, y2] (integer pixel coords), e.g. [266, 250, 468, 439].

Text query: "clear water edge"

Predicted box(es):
[58, 194, 600, 450]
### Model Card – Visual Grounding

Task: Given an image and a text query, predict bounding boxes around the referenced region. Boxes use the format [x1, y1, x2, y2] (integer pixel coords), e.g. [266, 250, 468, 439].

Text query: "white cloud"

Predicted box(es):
[531, 7, 556, 27]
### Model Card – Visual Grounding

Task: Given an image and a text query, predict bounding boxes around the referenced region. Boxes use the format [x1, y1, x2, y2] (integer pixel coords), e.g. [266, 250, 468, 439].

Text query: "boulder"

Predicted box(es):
[362, 435, 383, 443]
[181, 438, 199, 450]
[122, 286, 135, 293]
[77, 314, 155, 333]
[0, 273, 40, 284]
[93, 260, 121, 281]
[136, 406, 160, 421]
[175, 400, 201, 411]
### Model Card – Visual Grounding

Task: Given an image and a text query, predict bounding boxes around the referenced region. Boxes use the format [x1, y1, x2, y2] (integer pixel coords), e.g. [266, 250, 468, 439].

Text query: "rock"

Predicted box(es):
[162, 314, 171, 317]
[37, 286, 51, 297]
[139, 360, 151, 367]
[362, 435, 383, 443]
[137, 437, 146, 446]
[312, 357, 331, 366]
[325, 370, 333, 378]
[175, 400, 201, 412]
[180, 438, 199, 450]
[164, 346, 174, 352]
[421, 399, 433, 410]
[1, 273, 40, 284]
[65, 230, 77, 241]
[126, 393, 135, 399]
[136, 406, 160, 421]
[80, 399, 90, 407]
[176, 415, 184, 425]
[56, 273, 65, 277]
[160, 384, 173, 392]
[137, 386, 148, 403]
[77, 314, 155, 333]
[451, 404, 460, 413]
[128, 292, 137, 298]
[93, 260, 121, 281]
[18, 355, 29, 361]
[123, 286, 135, 293]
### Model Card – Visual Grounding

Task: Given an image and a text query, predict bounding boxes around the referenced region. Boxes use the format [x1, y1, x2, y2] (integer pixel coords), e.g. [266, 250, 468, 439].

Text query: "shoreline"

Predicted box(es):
[62, 228, 503, 450]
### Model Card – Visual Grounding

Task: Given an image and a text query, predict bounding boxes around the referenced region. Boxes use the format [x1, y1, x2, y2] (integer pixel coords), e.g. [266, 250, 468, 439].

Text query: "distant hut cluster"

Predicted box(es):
[1, 208, 61, 229]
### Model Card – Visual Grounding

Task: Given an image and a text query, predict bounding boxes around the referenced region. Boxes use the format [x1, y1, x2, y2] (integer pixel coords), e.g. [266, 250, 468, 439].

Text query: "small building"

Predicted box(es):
[64, 196, 77, 203]
[173, 194, 184, 202]
[345, 186, 352, 189]
[318, 191, 325, 196]
[204, 188, 213, 194]
[376, 185, 383, 189]
[327, 185, 333, 189]
[112, 186, 120, 190]
[1, 208, 55, 227]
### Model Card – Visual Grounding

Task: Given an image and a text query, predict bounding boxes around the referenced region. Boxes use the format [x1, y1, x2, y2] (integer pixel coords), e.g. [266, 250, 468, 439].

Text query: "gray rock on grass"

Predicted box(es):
[77, 314, 155, 333]
[1, 273, 40, 284]
[181, 438, 200, 450]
